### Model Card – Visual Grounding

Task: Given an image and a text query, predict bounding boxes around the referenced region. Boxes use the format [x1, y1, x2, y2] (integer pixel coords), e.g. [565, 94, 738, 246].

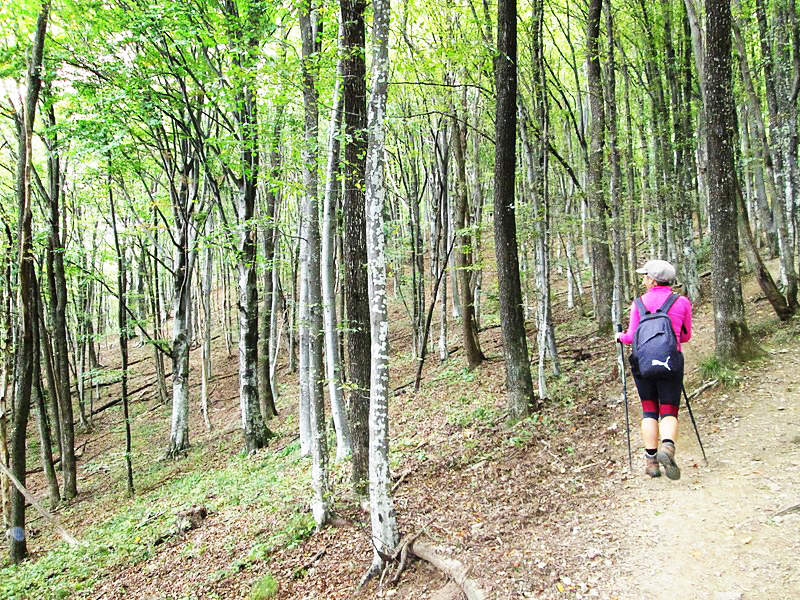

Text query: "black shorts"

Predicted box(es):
[632, 370, 682, 419]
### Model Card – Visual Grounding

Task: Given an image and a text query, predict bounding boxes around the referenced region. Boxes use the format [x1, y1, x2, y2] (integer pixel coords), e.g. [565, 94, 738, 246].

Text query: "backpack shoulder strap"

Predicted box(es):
[657, 293, 679, 314]
[634, 297, 649, 318]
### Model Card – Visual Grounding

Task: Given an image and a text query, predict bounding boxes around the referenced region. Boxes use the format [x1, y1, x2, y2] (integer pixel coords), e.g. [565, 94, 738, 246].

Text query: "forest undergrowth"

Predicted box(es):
[1, 265, 798, 599]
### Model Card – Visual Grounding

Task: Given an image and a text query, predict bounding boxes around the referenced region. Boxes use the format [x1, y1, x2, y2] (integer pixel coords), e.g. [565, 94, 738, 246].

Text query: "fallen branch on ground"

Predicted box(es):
[0, 459, 79, 546]
[294, 548, 326, 577]
[26, 440, 89, 475]
[774, 502, 800, 517]
[391, 469, 412, 493]
[687, 379, 718, 400]
[90, 377, 158, 416]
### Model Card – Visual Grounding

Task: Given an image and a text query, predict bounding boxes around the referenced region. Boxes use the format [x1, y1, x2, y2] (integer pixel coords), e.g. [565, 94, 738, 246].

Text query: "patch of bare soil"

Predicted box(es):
[600, 307, 800, 600]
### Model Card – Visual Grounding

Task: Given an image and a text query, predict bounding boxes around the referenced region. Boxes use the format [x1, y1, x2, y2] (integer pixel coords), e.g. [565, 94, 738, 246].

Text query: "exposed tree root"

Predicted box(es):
[408, 539, 486, 600]
[356, 529, 485, 599]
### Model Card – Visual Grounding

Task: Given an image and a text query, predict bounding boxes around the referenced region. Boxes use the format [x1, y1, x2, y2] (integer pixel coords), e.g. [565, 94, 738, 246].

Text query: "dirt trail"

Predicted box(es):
[601, 314, 800, 599]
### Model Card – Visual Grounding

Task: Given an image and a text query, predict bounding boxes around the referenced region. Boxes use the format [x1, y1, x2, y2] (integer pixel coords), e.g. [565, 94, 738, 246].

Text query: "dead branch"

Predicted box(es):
[408, 539, 486, 600]
[294, 548, 326, 577]
[774, 502, 800, 517]
[90, 377, 159, 416]
[687, 379, 719, 400]
[391, 468, 412, 494]
[27, 440, 89, 475]
[0, 459, 79, 546]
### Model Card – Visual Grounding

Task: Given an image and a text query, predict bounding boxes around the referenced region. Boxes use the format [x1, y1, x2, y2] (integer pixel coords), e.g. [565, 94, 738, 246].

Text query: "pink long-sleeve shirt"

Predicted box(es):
[618, 286, 692, 351]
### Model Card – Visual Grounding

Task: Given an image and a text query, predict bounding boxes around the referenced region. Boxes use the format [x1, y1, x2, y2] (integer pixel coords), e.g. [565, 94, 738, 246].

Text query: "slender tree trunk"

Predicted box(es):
[300, 3, 330, 526]
[756, 0, 798, 310]
[109, 177, 135, 497]
[322, 43, 352, 460]
[434, 122, 450, 362]
[33, 284, 59, 506]
[298, 217, 311, 457]
[200, 215, 213, 430]
[451, 102, 484, 370]
[1, 222, 13, 529]
[259, 108, 284, 422]
[43, 99, 77, 501]
[10, 2, 48, 563]
[146, 212, 168, 405]
[495, 0, 536, 420]
[735, 179, 792, 319]
[605, 0, 625, 325]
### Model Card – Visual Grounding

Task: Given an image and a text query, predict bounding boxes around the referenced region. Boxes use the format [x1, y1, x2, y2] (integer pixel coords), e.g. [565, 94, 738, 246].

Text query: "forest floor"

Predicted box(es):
[3, 267, 800, 600]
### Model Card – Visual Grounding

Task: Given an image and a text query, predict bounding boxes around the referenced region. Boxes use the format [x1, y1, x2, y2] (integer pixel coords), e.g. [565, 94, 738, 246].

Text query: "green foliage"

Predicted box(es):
[449, 402, 500, 428]
[433, 366, 477, 384]
[506, 412, 567, 448]
[695, 236, 713, 272]
[698, 356, 740, 386]
[250, 574, 279, 599]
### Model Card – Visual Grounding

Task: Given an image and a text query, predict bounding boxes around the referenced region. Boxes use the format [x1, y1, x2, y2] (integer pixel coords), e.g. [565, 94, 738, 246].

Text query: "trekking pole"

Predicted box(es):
[682, 384, 708, 466]
[616, 324, 633, 472]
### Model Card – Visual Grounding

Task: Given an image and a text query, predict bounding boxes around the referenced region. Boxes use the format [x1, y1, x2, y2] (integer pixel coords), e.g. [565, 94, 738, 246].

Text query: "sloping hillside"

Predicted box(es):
[2, 269, 799, 600]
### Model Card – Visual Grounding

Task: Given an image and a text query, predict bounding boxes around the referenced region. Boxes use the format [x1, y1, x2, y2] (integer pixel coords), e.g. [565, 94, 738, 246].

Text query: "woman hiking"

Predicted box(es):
[615, 260, 692, 480]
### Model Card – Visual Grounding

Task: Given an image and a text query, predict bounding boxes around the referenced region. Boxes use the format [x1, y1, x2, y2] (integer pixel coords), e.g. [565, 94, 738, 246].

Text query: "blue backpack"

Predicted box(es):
[629, 293, 684, 379]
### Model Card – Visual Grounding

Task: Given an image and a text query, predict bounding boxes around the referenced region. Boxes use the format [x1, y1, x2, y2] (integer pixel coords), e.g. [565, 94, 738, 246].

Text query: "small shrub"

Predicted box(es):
[698, 356, 739, 385]
[250, 574, 279, 599]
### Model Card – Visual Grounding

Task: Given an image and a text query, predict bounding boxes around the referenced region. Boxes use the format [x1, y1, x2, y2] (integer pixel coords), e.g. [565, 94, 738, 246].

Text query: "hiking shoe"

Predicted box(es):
[645, 452, 661, 477]
[657, 440, 681, 480]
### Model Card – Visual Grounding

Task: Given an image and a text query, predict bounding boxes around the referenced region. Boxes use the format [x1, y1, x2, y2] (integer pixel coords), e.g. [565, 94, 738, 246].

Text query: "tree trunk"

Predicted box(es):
[756, 0, 798, 310]
[586, 0, 613, 333]
[300, 3, 330, 526]
[735, 179, 792, 320]
[33, 284, 60, 506]
[43, 92, 77, 500]
[200, 215, 213, 430]
[109, 176, 135, 497]
[605, 0, 625, 325]
[705, 0, 762, 361]
[234, 109, 269, 453]
[167, 189, 196, 458]
[451, 105, 484, 370]
[434, 122, 450, 362]
[322, 43, 352, 461]
[146, 212, 168, 406]
[10, 2, 48, 563]
[341, 0, 371, 499]
[259, 107, 284, 422]
[365, 0, 399, 571]
[298, 217, 311, 457]
[1, 222, 13, 529]
[495, 0, 536, 421]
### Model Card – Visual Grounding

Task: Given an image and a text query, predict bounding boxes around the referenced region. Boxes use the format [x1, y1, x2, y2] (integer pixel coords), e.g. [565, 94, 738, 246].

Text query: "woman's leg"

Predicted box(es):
[641, 415, 659, 449]
[655, 374, 682, 480]
[659, 415, 678, 443]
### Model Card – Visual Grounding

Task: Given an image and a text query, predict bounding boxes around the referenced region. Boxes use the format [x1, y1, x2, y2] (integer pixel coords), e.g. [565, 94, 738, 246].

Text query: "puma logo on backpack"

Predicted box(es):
[629, 293, 684, 379]
[651, 357, 671, 371]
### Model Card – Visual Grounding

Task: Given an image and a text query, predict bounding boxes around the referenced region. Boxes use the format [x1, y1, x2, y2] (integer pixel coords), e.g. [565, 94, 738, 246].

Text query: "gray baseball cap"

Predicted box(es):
[635, 259, 676, 284]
